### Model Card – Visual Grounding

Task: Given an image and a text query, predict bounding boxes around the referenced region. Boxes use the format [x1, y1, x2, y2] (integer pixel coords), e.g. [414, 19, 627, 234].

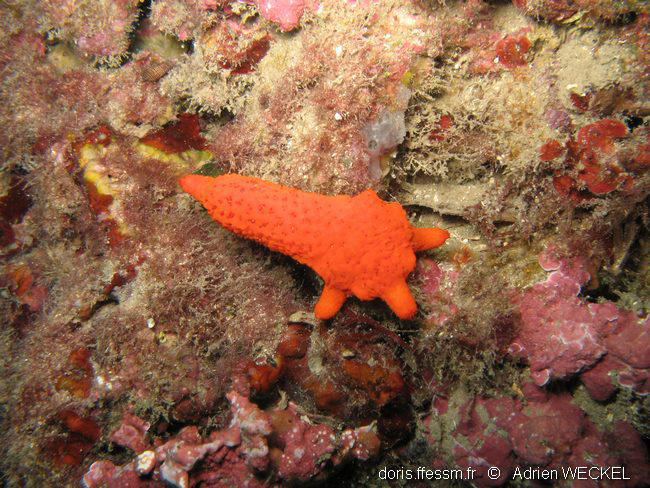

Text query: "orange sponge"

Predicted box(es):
[179, 174, 449, 320]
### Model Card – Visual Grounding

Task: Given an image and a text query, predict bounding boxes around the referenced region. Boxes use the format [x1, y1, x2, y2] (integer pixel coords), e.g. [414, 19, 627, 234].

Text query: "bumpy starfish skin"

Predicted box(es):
[179, 174, 450, 319]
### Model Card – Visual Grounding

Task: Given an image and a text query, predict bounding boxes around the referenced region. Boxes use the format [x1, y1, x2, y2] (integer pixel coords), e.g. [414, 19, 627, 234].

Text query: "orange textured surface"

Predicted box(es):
[179, 174, 450, 319]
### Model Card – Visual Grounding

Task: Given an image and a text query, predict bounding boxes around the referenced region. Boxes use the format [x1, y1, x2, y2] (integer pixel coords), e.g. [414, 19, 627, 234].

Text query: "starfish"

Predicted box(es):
[179, 174, 449, 319]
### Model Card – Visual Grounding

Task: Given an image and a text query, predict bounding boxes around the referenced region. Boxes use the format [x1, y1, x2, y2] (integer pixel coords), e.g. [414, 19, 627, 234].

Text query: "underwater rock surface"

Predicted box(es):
[0, 0, 648, 486]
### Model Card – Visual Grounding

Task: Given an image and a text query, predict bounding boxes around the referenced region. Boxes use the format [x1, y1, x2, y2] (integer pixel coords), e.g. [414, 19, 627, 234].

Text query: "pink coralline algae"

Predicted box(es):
[414, 258, 459, 328]
[581, 312, 650, 401]
[270, 406, 380, 482]
[83, 390, 380, 487]
[254, 0, 312, 32]
[510, 247, 612, 385]
[446, 398, 517, 486]
[109, 413, 151, 454]
[271, 408, 338, 481]
[507, 392, 585, 466]
[510, 246, 649, 398]
[425, 386, 650, 487]
[41, 0, 141, 59]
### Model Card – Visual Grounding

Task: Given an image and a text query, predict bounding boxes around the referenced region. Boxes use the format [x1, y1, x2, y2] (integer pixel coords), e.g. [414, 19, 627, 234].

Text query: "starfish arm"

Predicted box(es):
[314, 285, 347, 319]
[412, 227, 450, 251]
[382, 281, 417, 320]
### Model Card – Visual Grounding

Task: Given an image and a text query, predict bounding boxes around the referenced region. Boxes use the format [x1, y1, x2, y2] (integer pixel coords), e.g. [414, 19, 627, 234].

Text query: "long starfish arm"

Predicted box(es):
[412, 227, 450, 251]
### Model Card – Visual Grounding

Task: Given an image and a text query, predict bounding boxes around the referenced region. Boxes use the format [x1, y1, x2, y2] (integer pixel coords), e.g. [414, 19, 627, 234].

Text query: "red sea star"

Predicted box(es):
[180, 174, 449, 319]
